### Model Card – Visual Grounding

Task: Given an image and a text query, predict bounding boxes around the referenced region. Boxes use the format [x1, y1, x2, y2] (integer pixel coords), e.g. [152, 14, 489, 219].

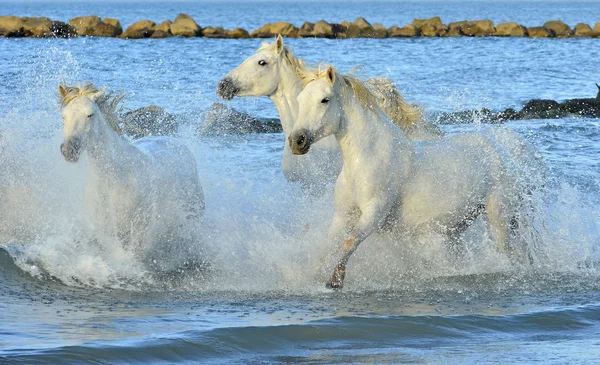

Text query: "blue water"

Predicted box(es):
[1, 1, 600, 364]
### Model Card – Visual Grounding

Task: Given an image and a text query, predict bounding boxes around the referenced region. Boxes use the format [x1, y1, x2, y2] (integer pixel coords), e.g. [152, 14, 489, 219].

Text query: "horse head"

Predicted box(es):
[289, 65, 341, 155]
[217, 35, 289, 100]
[58, 84, 107, 163]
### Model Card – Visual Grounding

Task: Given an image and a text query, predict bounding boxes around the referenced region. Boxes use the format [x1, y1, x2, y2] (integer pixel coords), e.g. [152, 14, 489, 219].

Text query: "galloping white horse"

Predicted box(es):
[217, 35, 442, 193]
[289, 66, 525, 289]
[59, 83, 204, 270]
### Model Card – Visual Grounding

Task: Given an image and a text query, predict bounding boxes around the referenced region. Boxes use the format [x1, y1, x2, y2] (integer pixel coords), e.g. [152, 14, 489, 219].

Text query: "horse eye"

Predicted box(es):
[321, 98, 330, 104]
[87, 113, 94, 118]
[258, 60, 267, 66]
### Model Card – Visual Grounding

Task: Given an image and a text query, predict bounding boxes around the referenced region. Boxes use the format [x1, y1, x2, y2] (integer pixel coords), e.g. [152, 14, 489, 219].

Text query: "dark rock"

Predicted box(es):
[518, 99, 565, 119]
[122, 105, 177, 138]
[48, 21, 77, 38]
[560, 99, 600, 117]
[199, 103, 282, 136]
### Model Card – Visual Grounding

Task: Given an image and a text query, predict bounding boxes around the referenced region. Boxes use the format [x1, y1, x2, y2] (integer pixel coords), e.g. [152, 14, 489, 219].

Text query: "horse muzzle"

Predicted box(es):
[61, 138, 82, 163]
[216, 77, 240, 100]
[288, 130, 312, 155]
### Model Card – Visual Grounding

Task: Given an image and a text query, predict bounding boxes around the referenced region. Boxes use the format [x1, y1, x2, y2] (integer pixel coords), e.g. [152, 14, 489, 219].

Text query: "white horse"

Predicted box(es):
[289, 66, 526, 289]
[59, 83, 204, 270]
[217, 35, 442, 193]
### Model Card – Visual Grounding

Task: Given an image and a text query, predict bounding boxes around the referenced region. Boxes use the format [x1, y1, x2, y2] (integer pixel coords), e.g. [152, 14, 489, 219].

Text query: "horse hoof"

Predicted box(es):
[326, 280, 343, 290]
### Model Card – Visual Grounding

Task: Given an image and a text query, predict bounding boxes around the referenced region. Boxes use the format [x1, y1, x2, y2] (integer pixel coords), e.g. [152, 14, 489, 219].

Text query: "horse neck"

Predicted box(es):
[86, 113, 146, 175]
[269, 60, 302, 136]
[335, 96, 413, 167]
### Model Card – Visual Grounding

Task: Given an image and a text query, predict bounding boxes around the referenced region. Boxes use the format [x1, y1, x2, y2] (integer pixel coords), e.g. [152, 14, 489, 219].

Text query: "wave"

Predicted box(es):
[3, 304, 599, 364]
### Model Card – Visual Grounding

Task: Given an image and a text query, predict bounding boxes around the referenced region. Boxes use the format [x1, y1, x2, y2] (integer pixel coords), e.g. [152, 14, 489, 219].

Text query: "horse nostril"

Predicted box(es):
[297, 135, 306, 146]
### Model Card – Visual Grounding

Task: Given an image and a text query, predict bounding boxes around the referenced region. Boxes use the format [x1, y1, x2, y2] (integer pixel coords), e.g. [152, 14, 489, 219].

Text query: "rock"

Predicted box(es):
[388, 24, 420, 37]
[527, 26, 554, 38]
[518, 99, 564, 119]
[413, 17, 443, 29]
[203, 27, 229, 38]
[336, 17, 384, 38]
[199, 103, 282, 136]
[1, 27, 24, 37]
[460, 20, 495, 37]
[69, 16, 121, 37]
[121, 105, 177, 138]
[420, 24, 439, 37]
[445, 20, 468, 36]
[170, 13, 201, 37]
[68, 15, 100, 35]
[543, 20, 573, 37]
[595, 22, 600, 32]
[311, 20, 335, 38]
[560, 99, 600, 117]
[270, 21, 298, 37]
[47, 21, 78, 38]
[251, 23, 272, 38]
[574, 23, 593, 36]
[19, 17, 51, 36]
[154, 20, 172, 33]
[297, 21, 315, 37]
[368, 23, 388, 38]
[120, 20, 155, 39]
[0, 16, 23, 33]
[495, 22, 528, 36]
[353, 17, 373, 31]
[149, 30, 172, 38]
[251, 22, 298, 38]
[339, 23, 362, 38]
[103, 18, 121, 29]
[229, 27, 250, 38]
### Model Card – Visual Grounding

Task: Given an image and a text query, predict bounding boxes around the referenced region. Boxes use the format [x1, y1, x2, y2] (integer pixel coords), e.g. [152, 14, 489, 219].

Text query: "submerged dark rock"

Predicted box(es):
[121, 105, 177, 138]
[199, 103, 282, 136]
[560, 99, 600, 117]
[517, 99, 566, 119]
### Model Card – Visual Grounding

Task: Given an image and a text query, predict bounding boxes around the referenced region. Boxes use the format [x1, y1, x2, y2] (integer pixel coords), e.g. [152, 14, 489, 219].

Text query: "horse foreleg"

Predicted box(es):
[326, 200, 387, 290]
[485, 193, 511, 255]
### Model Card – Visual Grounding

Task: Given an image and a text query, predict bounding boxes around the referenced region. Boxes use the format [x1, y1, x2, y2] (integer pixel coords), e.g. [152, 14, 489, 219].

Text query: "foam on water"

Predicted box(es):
[0, 45, 599, 295]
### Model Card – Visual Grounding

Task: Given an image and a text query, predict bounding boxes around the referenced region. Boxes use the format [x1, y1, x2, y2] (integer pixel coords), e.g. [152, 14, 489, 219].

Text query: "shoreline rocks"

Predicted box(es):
[1, 14, 599, 39]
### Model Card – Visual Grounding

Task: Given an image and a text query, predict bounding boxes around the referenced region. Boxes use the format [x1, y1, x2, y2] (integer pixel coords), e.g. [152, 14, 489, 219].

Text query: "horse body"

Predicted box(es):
[290, 66, 523, 289]
[217, 36, 440, 193]
[59, 84, 203, 270]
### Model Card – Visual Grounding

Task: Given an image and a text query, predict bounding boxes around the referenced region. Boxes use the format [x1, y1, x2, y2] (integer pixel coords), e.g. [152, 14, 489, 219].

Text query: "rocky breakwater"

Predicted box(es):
[2, 14, 599, 39]
[438, 85, 600, 124]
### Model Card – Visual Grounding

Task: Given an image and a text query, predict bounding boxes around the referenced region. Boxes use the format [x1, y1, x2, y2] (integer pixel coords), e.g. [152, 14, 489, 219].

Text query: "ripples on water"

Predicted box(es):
[1, 2, 600, 363]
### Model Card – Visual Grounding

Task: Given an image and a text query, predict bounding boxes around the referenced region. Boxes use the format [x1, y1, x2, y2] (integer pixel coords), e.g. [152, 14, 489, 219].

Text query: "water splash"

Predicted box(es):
[1, 45, 599, 293]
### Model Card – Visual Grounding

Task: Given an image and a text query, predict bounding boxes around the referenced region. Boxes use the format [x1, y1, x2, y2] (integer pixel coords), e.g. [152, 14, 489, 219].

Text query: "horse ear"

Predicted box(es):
[275, 34, 284, 55]
[58, 84, 68, 99]
[326, 66, 335, 84]
[90, 86, 107, 102]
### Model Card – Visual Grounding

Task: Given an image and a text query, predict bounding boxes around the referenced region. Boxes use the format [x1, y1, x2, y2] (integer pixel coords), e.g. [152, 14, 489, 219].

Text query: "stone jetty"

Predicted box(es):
[1, 14, 599, 39]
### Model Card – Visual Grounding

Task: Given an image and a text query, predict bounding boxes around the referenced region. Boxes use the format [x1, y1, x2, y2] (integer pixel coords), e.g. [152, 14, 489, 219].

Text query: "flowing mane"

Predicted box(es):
[365, 77, 425, 131]
[298, 66, 428, 132]
[59, 82, 125, 135]
[259, 41, 307, 73]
